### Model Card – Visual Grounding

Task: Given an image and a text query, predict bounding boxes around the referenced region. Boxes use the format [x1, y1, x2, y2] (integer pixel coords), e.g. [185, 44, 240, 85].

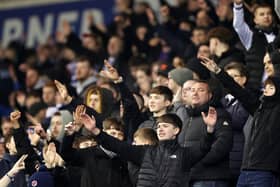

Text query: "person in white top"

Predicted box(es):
[233, 0, 277, 92]
[233, 0, 275, 50]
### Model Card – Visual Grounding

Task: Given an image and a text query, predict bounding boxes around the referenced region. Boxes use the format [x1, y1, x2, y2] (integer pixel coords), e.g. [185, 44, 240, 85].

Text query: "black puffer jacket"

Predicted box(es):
[216, 71, 280, 172]
[244, 29, 268, 92]
[137, 136, 214, 187]
[178, 104, 233, 181]
[216, 47, 244, 69]
[95, 131, 214, 187]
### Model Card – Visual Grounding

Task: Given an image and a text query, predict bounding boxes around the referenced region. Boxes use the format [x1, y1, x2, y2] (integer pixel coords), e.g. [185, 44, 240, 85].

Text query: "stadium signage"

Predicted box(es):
[0, 0, 113, 47]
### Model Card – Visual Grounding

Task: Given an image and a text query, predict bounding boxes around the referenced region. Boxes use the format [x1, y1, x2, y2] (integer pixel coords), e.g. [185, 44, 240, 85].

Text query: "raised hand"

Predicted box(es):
[70, 105, 86, 133]
[34, 124, 47, 139]
[10, 111, 21, 129]
[54, 80, 72, 104]
[146, 8, 156, 25]
[10, 111, 21, 122]
[65, 122, 75, 136]
[44, 143, 58, 168]
[54, 152, 65, 167]
[74, 105, 86, 123]
[201, 107, 217, 133]
[56, 20, 72, 43]
[44, 143, 65, 168]
[80, 113, 99, 135]
[27, 127, 41, 146]
[199, 55, 221, 74]
[100, 60, 120, 81]
[8, 154, 27, 176]
[61, 20, 72, 37]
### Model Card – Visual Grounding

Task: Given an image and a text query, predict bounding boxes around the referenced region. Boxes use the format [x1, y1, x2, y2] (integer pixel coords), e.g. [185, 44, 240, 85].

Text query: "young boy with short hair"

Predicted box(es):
[80, 107, 217, 187]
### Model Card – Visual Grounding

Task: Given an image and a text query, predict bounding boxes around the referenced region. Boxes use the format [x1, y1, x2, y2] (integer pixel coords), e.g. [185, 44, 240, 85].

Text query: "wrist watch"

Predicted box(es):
[6, 173, 15, 182]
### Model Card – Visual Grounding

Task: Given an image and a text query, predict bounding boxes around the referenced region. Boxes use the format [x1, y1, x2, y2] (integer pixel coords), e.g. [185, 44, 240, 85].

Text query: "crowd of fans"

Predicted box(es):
[0, 0, 280, 186]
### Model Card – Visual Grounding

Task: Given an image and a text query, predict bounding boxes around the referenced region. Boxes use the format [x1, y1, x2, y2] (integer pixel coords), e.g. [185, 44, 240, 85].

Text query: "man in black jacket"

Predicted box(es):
[178, 79, 233, 187]
[207, 26, 244, 69]
[80, 107, 218, 187]
[200, 55, 280, 187]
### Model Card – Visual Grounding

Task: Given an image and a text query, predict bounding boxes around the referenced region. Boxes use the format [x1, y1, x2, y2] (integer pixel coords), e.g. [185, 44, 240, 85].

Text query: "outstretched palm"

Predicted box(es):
[44, 143, 57, 168]
[54, 80, 69, 101]
[80, 113, 96, 132]
[201, 107, 217, 132]
[10, 154, 27, 175]
[100, 60, 120, 81]
[199, 55, 220, 73]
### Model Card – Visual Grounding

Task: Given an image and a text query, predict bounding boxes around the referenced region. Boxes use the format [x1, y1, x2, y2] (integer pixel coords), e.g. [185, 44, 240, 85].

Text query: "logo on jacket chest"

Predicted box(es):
[169, 154, 177, 159]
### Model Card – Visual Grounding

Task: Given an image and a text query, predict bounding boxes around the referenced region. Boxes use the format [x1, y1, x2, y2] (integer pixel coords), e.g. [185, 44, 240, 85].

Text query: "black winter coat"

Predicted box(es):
[178, 104, 233, 181]
[216, 70, 280, 172]
[215, 47, 244, 69]
[61, 133, 132, 187]
[244, 29, 269, 92]
[95, 131, 214, 187]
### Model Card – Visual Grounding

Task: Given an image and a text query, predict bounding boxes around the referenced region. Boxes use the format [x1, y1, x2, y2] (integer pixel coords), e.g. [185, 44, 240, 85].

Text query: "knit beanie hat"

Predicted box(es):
[28, 165, 54, 187]
[168, 68, 193, 86]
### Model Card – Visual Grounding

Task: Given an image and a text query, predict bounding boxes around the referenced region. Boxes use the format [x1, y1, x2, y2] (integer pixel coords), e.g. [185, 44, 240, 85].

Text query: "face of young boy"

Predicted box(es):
[156, 123, 179, 141]
[104, 128, 124, 141]
[254, 7, 273, 28]
[148, 94, 170, 113]
[6, 136, 17, 155]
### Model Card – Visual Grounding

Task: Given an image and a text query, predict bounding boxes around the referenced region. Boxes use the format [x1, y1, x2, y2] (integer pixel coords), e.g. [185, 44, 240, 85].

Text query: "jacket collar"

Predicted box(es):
[3, 153, 18, 162]
[187, 103, 209, 117]
[159, 139, 179, 152]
